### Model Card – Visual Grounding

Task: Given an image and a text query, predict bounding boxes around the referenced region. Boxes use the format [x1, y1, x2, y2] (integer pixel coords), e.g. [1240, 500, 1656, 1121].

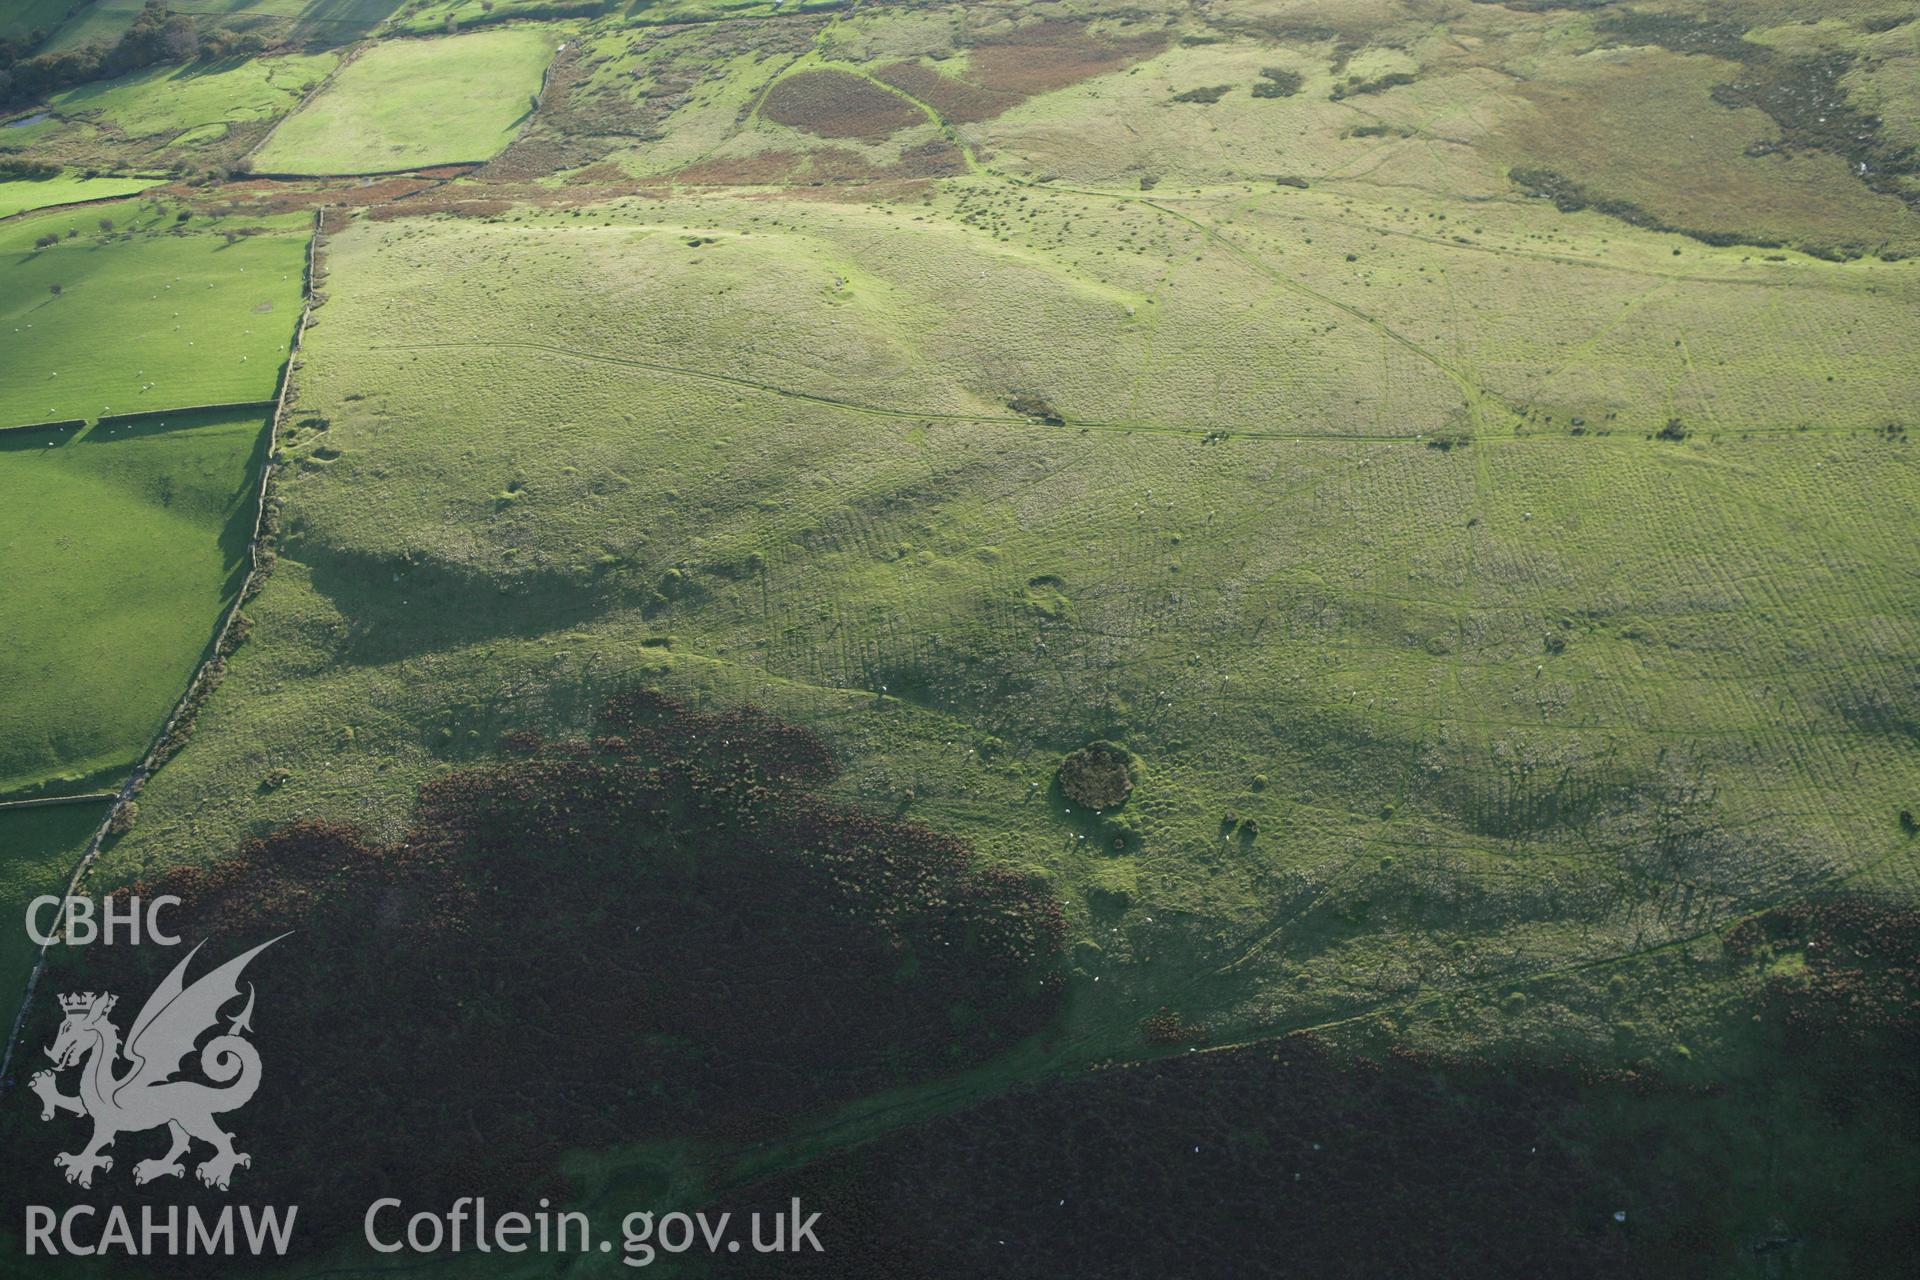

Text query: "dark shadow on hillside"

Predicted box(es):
[220, 416, 272, 590]
[296, 541, 628, 665]
[166, 54, 260, 83]
[76, 407, 274, 598]
[71, 406, 270, 606]
[0, 422, 82, 453]
[0, 692, 1066, 1260]
[287, 0, 411, 46]
[77, 405, 267, 445]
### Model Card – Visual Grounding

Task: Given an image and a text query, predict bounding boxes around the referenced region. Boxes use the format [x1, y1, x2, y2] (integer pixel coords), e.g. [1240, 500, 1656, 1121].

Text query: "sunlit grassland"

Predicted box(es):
[0, 802, 109, 1018]
[250, 28, 556, 175]
[0, 411, 269, 800]
[0, 173, 155, 220]
[42, 0, 313, 52]
[0, 202, 307, 428]
[43, 52, 338, 153]
[99, 196, 1920, 1075]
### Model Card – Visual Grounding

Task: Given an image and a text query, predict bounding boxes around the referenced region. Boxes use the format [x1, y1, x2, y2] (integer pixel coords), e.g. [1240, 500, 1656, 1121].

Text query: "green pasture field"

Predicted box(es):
[389, 0, 841, 34]
[250, 28, 555, 175]
[0, 411, 268, 801]
[0, 172, 153, 219]
[0, 202, 306, 429]
[0, 0, 75, 41]
[41, 0, 161, 53]
[43, 51, 338, 151]
[0, 801, 108, 1022]
[42, 0, 314, 52]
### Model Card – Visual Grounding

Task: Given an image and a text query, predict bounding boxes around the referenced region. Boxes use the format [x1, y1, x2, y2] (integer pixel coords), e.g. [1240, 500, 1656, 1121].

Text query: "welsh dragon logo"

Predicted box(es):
[30, 936, 286, 1191]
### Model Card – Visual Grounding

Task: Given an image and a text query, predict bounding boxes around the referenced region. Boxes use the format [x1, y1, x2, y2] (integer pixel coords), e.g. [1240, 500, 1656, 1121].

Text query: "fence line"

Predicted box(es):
[0, 792, 117, 814]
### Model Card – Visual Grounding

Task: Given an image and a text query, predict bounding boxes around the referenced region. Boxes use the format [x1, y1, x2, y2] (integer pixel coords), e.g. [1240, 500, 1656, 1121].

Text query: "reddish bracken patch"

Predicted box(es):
[875, 59, 1021, 124]
[762, 69, 925, 141]
[875, 22, 1165, 126]
[964, 19, 1167, 105]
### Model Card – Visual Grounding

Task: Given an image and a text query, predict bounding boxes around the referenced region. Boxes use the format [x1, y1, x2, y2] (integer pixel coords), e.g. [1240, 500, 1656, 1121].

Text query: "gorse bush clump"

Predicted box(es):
[1253, 66, 1303, 97]
[1059, 740, 1136, 810]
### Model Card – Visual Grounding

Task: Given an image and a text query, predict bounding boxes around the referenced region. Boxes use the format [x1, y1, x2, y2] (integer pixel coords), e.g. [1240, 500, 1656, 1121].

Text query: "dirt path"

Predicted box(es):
[359, 335, 1879, 444]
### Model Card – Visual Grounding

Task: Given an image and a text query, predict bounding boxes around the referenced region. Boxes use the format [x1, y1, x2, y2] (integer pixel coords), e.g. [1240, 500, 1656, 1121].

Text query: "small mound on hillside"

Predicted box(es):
[762, 70, 923, 141]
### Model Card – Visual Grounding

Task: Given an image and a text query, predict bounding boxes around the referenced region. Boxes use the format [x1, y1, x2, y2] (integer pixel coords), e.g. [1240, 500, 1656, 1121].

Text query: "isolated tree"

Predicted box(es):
[48, 283, 62, 297]
[98, 217, 114, 233]
[159, 14, 198, 62]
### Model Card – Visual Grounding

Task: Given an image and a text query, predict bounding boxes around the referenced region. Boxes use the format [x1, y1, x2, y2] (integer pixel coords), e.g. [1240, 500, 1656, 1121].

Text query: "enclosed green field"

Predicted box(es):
[44, 0, 310, 52]
[0, 203, 306, 429]
[0, 172, 153, 219]
[44, 51, 338, 149]
[250, 28, 555, 175]
[0, 411, 268, 800]
[0, 0, 75, 41]
[0, 801, 106, 1019]
[41, 0, 409, 49]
